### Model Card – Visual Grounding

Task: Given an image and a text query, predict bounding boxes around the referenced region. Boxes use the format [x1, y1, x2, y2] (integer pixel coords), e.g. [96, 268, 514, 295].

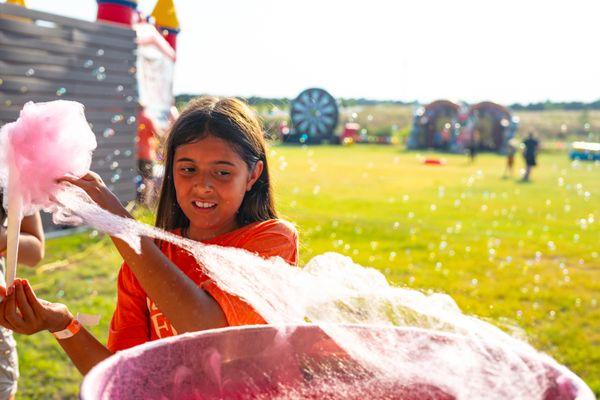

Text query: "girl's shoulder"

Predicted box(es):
[244, 219, 297, 237]
[206, 219, 297, 248]
[155, 221, 298, 264]
[158, 220, 298, 249]
[234, 219, 298, 264]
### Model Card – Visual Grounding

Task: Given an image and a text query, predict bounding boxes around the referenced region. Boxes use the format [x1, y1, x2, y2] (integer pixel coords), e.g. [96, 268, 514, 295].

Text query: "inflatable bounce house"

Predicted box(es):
[408, 100, 518, 153]
[407, 100, 461, 151]
[458, 101, 519, 153]
[96, 0, 180, 139]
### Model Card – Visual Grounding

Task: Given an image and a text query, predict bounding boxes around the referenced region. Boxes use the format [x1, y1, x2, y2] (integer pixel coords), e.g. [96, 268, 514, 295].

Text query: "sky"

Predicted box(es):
[5, 0, 600, 104]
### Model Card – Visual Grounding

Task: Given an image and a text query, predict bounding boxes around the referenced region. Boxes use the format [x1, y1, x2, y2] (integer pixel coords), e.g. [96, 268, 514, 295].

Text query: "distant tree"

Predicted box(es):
[175, 94, 600, 112]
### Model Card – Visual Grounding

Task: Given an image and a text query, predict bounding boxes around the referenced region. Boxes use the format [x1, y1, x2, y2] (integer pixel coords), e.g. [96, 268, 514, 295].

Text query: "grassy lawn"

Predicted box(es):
[16, 145, 599, 399]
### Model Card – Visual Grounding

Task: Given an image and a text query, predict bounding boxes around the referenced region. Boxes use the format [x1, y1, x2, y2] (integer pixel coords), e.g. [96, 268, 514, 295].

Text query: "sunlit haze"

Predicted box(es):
[7, 0, 600, 104]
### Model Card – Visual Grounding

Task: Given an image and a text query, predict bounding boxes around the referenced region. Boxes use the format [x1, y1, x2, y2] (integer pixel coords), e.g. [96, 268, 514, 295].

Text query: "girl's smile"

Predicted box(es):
[191, 201, 217, 210]
[173, 135, 262, 241]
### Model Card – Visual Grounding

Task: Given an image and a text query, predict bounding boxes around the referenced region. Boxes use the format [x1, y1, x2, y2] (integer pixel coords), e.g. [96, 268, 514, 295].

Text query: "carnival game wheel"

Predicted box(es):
[290, 88, 338, 142]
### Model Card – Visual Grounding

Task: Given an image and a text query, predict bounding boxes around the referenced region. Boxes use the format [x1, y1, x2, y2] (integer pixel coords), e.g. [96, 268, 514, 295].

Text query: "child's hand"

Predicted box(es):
[59, 171, 131, 218]
[0, 279, 73, 335]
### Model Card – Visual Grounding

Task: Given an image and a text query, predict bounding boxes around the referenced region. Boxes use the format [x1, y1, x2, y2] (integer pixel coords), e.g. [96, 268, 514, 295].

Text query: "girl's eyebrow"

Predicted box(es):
[175, 157, 195, 163]
[175, 157, 235, 166]
[212, 161, 236, 166]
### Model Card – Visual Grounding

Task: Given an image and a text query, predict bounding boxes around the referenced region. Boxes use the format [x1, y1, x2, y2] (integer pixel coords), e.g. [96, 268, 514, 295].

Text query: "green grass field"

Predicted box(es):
[17, 146, 599, 399]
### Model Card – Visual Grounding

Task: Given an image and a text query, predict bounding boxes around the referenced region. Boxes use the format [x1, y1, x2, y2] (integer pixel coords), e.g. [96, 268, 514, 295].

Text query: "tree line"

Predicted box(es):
[176, 94, 600, 111]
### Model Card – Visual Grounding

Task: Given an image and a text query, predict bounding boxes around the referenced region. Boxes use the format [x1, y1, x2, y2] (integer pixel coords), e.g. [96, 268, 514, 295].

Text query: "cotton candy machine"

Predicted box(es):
[81, 324, 593, 400]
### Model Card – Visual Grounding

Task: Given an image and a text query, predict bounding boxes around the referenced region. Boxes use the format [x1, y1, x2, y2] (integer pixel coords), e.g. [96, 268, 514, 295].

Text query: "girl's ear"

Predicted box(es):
[246, 160, 264, 191]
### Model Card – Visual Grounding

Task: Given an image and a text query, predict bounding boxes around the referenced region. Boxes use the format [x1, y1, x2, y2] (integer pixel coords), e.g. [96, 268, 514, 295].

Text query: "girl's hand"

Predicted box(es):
[59, 171, 131, 218]
[0, 279, 73, 335]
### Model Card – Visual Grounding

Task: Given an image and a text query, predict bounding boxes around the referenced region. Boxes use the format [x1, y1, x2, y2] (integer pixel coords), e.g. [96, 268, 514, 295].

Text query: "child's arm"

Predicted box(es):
[61, 173, 228, 333]
[55, 327, 113, 375]
[0, 279, 113, 375]
[0, 212, 45, 266]
[111, 235, 228, 332]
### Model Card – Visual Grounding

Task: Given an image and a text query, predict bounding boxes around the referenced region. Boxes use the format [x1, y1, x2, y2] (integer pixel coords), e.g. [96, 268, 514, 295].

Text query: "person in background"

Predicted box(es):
[136, 108, 160, 207]
[503, 138, 518, 178]
[0, 193, 44, 400]
[149, 104, 181, 203]
[521, 132, 539, 182]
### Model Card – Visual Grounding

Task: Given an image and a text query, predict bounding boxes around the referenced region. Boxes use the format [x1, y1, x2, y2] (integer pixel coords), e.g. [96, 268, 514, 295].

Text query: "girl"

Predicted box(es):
[0, 97, 298, 375]
[0, 193, 45, 400]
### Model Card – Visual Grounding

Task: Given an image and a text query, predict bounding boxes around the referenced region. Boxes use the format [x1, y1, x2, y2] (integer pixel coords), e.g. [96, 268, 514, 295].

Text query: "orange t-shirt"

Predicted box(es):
[107, 219, 298, 353]
[137, 111, 158, 161]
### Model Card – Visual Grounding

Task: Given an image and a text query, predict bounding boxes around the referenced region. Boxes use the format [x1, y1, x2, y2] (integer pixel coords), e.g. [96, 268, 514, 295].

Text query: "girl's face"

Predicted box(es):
[173, 135, 263, 241]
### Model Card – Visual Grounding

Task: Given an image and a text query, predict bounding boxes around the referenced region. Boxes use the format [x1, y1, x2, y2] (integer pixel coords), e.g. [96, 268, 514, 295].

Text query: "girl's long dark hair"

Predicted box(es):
[0, 193, 5, 225]
[155, 96, 277, 231]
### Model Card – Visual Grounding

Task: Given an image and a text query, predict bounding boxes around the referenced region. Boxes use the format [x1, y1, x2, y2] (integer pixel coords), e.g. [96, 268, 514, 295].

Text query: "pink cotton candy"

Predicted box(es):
[0, 100, 97, 214]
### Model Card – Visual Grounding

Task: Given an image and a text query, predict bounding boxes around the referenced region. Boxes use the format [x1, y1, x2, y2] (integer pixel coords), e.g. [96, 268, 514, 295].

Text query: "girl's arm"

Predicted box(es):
[0, 279, 112, 375]
[111, 235, 228, 332]
[55, 327, 113, 375]
[0, 212, 45, 266]
[61, 173, 227, 333]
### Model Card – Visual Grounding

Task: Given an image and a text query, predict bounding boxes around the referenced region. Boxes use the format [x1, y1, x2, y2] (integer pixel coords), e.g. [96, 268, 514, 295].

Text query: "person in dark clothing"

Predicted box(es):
[521, 132, 539, 181]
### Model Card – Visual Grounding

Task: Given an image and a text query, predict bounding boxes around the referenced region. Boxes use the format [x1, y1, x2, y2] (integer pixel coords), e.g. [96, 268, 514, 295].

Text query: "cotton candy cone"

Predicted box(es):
[0, 100, 97, 215]
[0, 100, 97, 287]
[4, 165, 22, 288]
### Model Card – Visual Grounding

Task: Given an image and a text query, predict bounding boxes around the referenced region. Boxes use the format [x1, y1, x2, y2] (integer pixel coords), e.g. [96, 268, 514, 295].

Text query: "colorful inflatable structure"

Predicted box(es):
[458, 101, 519, 153]
[97, 0, 179, 204]
[407, 100, 461, 151]
[408, 100, 519, 153]
[97, 0, 179, 130]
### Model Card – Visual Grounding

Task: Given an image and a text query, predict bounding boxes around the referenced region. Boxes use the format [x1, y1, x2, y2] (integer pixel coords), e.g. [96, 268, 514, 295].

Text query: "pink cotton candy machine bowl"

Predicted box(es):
[80, 324, 593, 400]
